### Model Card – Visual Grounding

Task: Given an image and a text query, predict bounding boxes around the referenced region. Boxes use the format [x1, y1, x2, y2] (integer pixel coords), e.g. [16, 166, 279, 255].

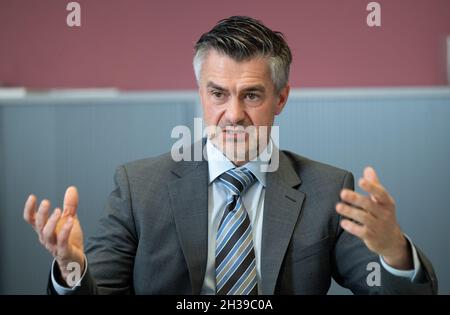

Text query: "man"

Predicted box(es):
[23, 16, 437, 294]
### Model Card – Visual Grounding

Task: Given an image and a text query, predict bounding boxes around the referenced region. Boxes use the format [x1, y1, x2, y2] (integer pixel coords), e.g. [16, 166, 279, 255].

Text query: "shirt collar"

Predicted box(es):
[205, 138, 272, 187]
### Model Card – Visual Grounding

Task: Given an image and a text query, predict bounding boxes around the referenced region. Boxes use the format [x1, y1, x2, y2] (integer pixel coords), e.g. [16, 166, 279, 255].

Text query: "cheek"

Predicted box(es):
[203, 104, 225, 125]
[247, 106, 275, 127]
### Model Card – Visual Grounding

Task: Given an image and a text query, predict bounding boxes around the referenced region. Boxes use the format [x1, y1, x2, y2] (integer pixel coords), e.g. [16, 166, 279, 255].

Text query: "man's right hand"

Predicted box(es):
[23, 186, 85, 287]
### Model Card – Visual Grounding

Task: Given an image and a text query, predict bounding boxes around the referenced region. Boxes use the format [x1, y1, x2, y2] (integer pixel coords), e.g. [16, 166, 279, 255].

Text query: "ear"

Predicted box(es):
[274, 84, 290, 115]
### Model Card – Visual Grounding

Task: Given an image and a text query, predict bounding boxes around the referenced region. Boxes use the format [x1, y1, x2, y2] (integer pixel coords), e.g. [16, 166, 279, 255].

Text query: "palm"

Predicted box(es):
[54, 216, 84, 261]
[23, 186, 86, 279]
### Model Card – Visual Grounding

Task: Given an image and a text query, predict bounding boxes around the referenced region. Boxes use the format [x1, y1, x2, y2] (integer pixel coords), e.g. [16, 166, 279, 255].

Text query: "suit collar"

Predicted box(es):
[168, 157, 209, 294]
[260, 150, 305, 294]
[168, 141, 305, 294]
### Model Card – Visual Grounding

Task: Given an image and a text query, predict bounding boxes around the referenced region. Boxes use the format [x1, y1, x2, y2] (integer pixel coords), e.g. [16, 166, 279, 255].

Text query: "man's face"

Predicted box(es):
[199, 50, 289, 165]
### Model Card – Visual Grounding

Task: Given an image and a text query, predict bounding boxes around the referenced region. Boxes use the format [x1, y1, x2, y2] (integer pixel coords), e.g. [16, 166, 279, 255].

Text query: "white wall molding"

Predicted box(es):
[1, 87, 450, 106]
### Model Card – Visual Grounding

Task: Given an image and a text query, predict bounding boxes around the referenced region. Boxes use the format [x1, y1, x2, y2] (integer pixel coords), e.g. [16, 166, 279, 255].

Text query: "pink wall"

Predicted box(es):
[0, 0, 449, 90]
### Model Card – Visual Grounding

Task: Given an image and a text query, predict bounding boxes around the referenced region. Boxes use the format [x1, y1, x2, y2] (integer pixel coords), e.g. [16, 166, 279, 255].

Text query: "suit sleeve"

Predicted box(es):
[331, 172, 438, 295]
[48, 165, 138, 295]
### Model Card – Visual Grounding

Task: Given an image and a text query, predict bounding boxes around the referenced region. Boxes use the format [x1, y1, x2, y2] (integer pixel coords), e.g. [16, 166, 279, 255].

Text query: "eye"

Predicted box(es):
[245, 93, 260, 101]
[210, 90, 227, 101]
[212, 91, 224, 99]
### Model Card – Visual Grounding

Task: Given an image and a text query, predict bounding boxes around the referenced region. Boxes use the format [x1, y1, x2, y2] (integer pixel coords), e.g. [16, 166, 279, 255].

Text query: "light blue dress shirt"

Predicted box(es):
[52, 138, 421, 294]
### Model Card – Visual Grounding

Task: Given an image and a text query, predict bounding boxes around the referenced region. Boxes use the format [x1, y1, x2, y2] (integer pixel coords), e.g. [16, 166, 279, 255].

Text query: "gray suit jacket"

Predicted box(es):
[48, 145, 438, 294]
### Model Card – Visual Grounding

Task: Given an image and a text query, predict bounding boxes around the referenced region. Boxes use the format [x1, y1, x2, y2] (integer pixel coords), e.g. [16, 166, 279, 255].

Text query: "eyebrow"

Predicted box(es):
[206, 81, 228, 92]
[241, 84, 266, 93]
[206, 81, 266, 93]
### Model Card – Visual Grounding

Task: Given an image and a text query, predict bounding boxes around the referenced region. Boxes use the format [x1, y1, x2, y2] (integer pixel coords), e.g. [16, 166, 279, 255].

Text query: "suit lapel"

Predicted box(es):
[167, 142, 305, 294]
[261, 151, 305, 294]
[168, 159, 209, 294]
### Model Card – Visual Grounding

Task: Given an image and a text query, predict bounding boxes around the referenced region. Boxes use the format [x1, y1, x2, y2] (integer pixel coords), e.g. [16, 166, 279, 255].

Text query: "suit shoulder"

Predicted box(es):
[118, 151, 177, 179]
[281, 150, 352, 183]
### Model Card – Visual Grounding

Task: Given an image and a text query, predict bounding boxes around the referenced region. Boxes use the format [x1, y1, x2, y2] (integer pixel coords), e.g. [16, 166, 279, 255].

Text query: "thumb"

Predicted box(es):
[63, 186, 79, 217]
[363, 166, 379, 183]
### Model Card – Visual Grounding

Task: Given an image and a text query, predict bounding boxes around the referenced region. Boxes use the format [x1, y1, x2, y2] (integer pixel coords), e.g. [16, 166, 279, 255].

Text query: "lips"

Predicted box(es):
[224, 130, 246, 134]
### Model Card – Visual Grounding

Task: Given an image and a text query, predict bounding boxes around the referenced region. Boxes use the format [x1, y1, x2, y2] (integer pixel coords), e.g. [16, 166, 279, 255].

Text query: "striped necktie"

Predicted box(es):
[215, 167, 258, 295]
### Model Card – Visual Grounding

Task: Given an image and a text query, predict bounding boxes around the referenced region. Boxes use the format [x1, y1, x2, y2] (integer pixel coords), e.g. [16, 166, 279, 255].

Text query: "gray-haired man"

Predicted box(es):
[24, 16, 437, 294]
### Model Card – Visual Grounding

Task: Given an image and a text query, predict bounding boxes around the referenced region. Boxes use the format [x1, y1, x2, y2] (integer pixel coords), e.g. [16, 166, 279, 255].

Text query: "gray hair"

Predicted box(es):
[193, 16, 292, 92]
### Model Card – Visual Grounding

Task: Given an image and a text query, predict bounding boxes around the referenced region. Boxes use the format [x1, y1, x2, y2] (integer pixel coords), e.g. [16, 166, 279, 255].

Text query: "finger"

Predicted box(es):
[35, 199, 51, 233]
[340, 189, 376, 216]
[63, 186, 79, 218]
[358, 178, 392, 205]
[364, 166, 379, 183]
[340, 219, 365, 239]
[336, 202, 374, 225]
[23, 194, 37, 226]
[57, 217, 74, 248]
[42, 208, 61, 245]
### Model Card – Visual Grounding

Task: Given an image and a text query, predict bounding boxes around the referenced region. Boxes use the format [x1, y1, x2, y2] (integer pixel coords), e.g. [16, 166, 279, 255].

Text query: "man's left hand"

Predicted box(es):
[336, 167, 413, 270]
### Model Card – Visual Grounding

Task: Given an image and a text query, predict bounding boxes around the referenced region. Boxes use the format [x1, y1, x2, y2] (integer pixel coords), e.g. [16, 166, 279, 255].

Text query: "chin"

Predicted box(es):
[220, 138, 248, 162]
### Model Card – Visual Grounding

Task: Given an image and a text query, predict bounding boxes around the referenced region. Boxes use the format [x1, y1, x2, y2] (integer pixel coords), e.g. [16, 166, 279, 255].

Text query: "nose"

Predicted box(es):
[225, 97, 246, 124]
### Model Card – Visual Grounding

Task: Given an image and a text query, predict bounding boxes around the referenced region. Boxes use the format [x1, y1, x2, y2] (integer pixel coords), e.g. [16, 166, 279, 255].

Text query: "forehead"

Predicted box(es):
[200, 50, 272, 88]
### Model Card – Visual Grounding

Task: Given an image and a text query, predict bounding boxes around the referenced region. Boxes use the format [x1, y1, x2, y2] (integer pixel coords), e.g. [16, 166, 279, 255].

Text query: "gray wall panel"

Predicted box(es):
[0, 89, 449, 294]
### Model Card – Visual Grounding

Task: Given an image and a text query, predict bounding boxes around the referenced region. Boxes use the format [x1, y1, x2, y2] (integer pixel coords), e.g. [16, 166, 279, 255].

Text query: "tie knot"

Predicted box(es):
[218, 167, 257, 196]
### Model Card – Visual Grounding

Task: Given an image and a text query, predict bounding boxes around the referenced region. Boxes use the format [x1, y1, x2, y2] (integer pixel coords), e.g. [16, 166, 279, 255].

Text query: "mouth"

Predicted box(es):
[221, 129, 247, 141]
[224, 129, 246, 134]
